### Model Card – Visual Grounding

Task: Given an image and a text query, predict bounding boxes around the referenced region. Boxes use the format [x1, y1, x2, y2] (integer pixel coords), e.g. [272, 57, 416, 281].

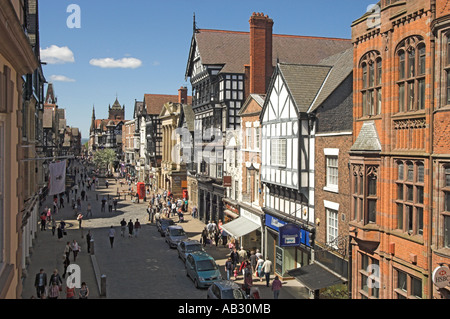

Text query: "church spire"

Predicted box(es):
[90, 105, 96, 132]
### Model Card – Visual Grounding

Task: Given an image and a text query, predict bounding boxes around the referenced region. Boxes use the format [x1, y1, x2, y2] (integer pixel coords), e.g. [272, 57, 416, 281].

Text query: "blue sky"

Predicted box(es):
[39, 0, 375, 139]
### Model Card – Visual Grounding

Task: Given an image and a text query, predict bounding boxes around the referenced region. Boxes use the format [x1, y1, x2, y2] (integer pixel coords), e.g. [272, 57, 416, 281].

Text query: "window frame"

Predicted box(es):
[360, 52, 382, 117]
[394, 269, 423, 299]
[442, 165, 450, 248]
[395, 160, 425, 236]
[396, 38, 426, 113]
[351, 164, 379, 225]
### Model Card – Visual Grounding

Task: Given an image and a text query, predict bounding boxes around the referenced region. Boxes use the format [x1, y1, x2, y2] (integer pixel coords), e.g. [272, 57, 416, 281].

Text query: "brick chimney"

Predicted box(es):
[178, 86, 188, 104]
[249, 12, 274, 95]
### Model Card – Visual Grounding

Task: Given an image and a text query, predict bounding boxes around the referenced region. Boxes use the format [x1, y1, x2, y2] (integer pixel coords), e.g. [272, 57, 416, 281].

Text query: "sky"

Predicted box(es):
[38, 0, 376, 139]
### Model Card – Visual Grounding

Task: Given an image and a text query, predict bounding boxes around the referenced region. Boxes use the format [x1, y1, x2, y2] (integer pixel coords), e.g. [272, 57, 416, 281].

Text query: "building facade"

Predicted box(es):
[0, 0, 44, 298]
[350, 0, 450, 299]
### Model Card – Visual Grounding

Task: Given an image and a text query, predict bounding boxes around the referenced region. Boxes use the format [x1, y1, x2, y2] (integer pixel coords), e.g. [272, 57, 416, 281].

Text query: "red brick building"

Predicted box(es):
[350, 0, 450, 299]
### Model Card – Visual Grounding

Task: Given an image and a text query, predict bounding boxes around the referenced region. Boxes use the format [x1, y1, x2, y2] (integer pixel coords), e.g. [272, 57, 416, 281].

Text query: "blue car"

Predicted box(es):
[185, 251, 222, 289]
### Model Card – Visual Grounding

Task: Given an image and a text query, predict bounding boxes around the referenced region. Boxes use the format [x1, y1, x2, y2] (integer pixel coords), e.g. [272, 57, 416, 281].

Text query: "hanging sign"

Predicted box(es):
[432, 265, 450, 289]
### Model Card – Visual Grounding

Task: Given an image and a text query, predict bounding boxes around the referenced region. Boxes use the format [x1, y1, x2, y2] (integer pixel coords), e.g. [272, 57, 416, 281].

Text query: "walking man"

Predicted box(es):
[108, 226, 115, 248]
[34, 268, 47, 299]
[134, 219, 141, 238]
[262, 257, 273, 287]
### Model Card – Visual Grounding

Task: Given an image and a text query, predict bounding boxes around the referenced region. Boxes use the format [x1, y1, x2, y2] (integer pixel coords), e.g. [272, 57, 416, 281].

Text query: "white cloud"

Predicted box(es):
[49, 75, 76, 82]
[152, 61, 160, 66]
[40, 45, 75, 64]
[89, 57, 142, 69]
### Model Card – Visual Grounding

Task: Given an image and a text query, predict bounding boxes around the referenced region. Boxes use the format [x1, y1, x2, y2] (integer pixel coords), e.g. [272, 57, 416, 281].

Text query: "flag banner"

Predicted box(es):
[49, 161, 66, 196]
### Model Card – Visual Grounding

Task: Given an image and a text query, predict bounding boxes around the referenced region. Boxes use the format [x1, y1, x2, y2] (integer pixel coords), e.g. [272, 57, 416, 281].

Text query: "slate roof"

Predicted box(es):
[274, 47, 353, 114]
[350, 121, 382, 152]
[190, 29, 352, 75]
[181, 104, 195, 132]
[278, 63, 332, 113]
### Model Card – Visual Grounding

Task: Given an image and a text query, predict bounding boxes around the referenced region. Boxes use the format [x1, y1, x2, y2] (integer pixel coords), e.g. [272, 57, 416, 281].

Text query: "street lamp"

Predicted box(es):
[247, 162, 257, 204]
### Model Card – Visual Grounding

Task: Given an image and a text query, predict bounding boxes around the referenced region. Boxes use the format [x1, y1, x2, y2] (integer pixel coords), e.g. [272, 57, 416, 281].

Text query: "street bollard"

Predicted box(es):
[101, 274, 107, 297]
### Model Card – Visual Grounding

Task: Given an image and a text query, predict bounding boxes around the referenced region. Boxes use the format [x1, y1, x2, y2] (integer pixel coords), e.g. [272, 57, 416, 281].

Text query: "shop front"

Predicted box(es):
[264, 213, 314, 280]
[221, 207, 263, 254]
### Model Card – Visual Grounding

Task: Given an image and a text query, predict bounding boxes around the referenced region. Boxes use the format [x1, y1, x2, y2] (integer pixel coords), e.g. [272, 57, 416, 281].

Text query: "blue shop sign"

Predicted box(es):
[265, 214, 287, 232]
[279, 224, 301, 247]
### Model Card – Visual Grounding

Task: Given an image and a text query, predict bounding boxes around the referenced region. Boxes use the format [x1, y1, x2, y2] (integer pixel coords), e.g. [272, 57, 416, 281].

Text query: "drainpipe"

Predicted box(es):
[428, 0, 436, 300]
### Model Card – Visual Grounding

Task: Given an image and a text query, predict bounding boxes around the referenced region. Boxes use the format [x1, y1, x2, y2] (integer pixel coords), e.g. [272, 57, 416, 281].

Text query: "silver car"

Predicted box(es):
[177, 240, 203, 262]
[165, 225, 188, 248]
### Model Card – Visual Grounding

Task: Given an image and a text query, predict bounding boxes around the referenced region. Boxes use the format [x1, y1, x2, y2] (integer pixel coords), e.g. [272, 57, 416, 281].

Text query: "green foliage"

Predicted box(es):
[93, 149, 116, 170]
[320, 284, 349, 299]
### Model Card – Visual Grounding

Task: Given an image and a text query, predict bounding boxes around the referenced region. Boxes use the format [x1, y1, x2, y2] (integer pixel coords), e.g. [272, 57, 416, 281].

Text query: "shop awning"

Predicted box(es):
[221, 217, 261, 238]
[287, 262, 346, 291]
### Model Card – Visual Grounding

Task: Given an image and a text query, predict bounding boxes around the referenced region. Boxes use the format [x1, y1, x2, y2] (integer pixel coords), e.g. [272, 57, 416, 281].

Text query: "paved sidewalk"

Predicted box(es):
[22, 171, 308, 299]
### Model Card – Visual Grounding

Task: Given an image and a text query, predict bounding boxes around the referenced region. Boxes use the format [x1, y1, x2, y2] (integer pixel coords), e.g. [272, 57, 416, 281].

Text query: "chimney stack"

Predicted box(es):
[178, 86, 188, 104]
[249, 12, 274, 95]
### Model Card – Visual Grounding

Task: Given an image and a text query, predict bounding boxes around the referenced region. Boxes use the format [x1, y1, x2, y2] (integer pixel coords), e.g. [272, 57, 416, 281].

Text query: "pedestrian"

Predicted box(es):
[230, 247, 239, 273]
[49, 269, 62, 292]
[57, 224, 63, 241]
[77, 213, 83, 229]
[51, 217, 57, 236]
[108, 198, 113, 212]
[120, 218, 127, 237]
[109, 226, 115, 248]
[134, 219, 141, 237]
[86, 202, 92, 218]
[101, 197, 106, 212]
[79, 282, 89, 299]
[127, 219, 134, 238]
[243, 271, 253, 296]
[262, 257, 273, 287]
[225, 257, 233, 281]
[64, 241, 72, 260]
[113, 198, 118, 211]
[59, 196, 65, 209]
[250, 250, 257, 273]
[65, 285, 76, 299]
[47, 281, 60, 299]
[256, 256, 264, 281]
[62, 255, 70, 279]
[86, 230, 92, 254]
[71, 240, 80, 262]
[272, 275, 282, 299]
[40, 212, 46, 231]
[221, 228, 228, 247]
[238, 246, 247, 264]
[34, 268, 47, 299]
[201, 227, 208, 247]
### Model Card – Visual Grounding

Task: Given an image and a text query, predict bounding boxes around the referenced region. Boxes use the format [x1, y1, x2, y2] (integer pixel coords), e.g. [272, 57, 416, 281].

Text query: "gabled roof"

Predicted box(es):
[309, 48, 353, 112]
[238, 94, 265, 116]
[187, 29, 352, 76]
[144, 94, 179, 115]
[278, 63, 332, 113]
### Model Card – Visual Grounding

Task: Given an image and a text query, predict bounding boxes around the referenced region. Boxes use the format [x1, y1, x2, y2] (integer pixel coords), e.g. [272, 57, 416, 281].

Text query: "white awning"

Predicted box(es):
[221, 217, 261, 238]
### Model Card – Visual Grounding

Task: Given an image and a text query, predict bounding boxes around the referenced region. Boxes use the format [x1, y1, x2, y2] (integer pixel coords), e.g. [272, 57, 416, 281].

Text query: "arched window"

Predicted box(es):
[360, 51, 382, 117]
[396, 36, 426, 112]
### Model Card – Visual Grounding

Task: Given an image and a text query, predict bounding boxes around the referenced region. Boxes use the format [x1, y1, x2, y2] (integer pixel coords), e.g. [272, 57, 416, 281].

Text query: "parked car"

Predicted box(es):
[157, 218, 175, 236]
[185, 251, 222, 289]
[177, 240, 203, 262]
[165, 225, 188, 248]
[207, 280, 247, 299]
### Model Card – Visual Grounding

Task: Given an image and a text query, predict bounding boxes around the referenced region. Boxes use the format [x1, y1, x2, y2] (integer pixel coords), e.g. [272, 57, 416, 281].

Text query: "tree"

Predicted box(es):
[93, 149, 116, 172]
